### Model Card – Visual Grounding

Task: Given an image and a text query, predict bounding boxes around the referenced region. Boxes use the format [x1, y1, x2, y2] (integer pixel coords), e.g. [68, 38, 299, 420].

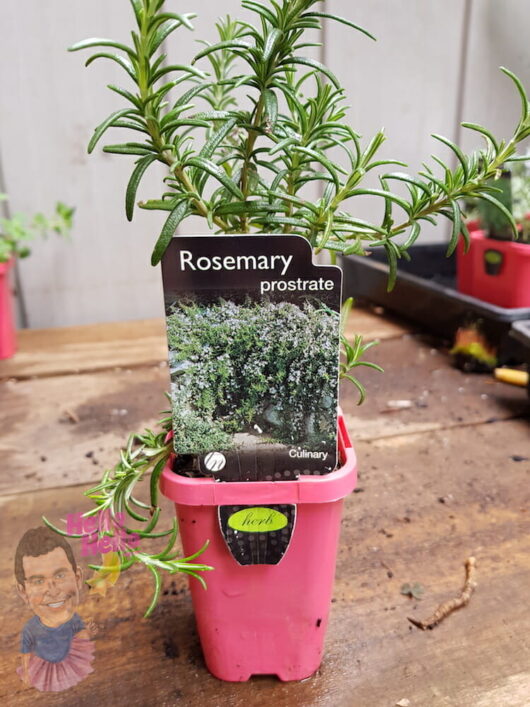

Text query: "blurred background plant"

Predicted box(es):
[464, 156, 530, 242]
[0, 196, 74, 263]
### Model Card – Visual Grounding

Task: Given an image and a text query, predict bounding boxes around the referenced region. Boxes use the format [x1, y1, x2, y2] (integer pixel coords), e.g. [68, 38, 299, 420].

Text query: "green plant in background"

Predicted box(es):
[167, 299, 340, 451]
[466, 158, 530, 242]
[464, 156, 530, 242]
[55, 0, 530, 613]
[511, 157, 530, 241]
[0, 196, 74, 263]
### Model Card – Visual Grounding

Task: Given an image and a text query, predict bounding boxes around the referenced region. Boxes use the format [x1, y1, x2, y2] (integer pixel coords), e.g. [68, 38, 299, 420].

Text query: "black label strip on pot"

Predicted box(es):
[218, 504, 296, 565]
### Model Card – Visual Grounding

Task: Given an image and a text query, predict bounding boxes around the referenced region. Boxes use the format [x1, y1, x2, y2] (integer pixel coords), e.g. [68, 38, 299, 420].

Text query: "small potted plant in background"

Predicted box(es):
[0, 197, 74, 359]
[457, 158, 530, 308]
[51, 0, 530, 682]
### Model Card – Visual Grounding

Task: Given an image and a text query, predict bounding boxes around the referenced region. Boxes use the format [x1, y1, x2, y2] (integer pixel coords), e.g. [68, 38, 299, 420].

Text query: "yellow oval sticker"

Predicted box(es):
[228, 507, 288, 533]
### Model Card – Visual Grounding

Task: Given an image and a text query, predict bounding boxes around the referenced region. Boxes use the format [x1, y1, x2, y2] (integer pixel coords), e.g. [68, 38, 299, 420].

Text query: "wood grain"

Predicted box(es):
[341, 334, 529, 441]
[0, 418, 528, 706]
[0, 308, 408, 381]
[0, 366, 169, 495]
[0, 319, 168, 380]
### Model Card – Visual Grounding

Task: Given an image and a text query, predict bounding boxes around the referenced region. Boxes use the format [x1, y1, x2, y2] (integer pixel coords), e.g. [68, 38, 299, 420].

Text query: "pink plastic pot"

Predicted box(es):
[160, 413, 357, 682]
[0, 259, 16, 360]
[457, 229, 530, 308]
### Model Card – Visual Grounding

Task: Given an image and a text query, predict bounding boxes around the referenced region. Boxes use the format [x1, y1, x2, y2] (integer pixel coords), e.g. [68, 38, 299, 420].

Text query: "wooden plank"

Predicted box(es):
[0, 319, 167, 380]
[2, 328, 526, 496]
[341, 334, 529, 441]
[0, 418, 528, 705]
[343, 305, 412, 342]
[0, 367, 169, 496]
[0, 308, 409, 381]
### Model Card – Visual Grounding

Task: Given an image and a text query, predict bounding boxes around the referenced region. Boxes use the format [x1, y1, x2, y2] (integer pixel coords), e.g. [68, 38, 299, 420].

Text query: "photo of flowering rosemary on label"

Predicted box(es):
[161, 235, 342, 481]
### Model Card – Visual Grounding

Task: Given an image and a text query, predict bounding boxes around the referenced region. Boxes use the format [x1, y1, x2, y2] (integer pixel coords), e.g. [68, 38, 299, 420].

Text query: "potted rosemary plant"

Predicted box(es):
[49, 0, 530, 682]
[457, 160, 530, 308]
[0, 197, 73, 359]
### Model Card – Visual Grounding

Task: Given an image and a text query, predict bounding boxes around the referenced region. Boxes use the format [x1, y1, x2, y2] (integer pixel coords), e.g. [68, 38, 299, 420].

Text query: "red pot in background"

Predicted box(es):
[457, 229, 530, 309]
[0, 259, 16, 359]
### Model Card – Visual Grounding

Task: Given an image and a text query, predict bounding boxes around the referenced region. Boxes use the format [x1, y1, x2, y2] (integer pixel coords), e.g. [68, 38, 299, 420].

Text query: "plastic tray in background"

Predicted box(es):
[341, 244, 530, 365]
[510, 320, 530, 397]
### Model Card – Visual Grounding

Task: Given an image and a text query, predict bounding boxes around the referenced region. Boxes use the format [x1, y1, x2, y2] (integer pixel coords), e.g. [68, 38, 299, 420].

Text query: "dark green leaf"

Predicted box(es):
[263, 28, 283, 62]
[279, 57, 340, 89]
[461, 122, 499, 152]
[303, 12, 376, 41]
[263, 89, 278, 131]
[103, 143, 153, 155]
[500, 66, 529, 126]
[432, 134, 469, 182]
[384, 172, 433, 197]
[144, 566, 162, 618]
[69, 37, 137, 59]
[151, 201, 190, 266]
[471, 191, 518, 239]
[348, 188, 410, 214]
[150, 20, 185, 55]
[446, 200, 462, 256]
[193, 40, 251, 64]
[400, 222, 421, 252]
[199, 117, 238, 160]
[185, 157, 244, 199]
[293, 146, 341, 190]
[88, 108, 133, 154]
[126, 155, 158, 221]
[85, 53, 137, 81]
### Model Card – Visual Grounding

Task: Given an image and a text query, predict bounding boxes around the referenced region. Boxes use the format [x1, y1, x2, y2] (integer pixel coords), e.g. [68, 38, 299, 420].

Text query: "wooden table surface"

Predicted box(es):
[1, 308, 529, 707]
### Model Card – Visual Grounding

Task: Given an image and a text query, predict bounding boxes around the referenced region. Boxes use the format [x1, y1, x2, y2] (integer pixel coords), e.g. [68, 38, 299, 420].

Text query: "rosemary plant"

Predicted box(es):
[56, 0, 530, 614]
[69, 0, 530, 286]
[44, 411, 212, 617]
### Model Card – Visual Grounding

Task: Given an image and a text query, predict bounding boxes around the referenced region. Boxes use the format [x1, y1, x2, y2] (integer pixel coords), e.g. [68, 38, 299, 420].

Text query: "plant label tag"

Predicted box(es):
[218, 504, 296, 565]
[161, 234, 342, 481]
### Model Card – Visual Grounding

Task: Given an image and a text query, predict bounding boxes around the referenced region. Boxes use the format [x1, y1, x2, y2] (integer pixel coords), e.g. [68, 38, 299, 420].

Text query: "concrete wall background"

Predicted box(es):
[1, 0, 528, 328]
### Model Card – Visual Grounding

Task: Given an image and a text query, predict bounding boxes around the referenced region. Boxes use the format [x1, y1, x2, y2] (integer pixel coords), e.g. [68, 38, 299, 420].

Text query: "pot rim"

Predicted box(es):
[160, 411, 357, 506]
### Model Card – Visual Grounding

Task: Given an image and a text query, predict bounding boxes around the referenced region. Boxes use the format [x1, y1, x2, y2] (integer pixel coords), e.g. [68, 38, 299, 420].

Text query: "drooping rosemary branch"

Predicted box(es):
[43, 411, 212, 617]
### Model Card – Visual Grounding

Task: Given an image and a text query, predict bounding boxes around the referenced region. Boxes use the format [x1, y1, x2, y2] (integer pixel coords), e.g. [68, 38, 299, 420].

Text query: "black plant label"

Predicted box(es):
[218, 504, 296, 565]
[161, 234, 342, 481]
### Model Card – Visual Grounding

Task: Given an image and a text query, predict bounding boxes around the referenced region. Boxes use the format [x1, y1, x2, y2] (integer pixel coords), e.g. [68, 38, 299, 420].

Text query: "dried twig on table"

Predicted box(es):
[408, 557, 477, 630]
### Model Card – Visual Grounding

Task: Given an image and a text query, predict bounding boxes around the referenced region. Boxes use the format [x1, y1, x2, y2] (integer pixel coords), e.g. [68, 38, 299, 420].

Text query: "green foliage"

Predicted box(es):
[167, 299, 340, 451]
[43, 411, 212, 618]
[70, 0, 530, 282]
[339, 298, 383, 405]
[511, 157, 530, 242]
[476, 170, 513, 240]
[0, 197, 74, 263]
